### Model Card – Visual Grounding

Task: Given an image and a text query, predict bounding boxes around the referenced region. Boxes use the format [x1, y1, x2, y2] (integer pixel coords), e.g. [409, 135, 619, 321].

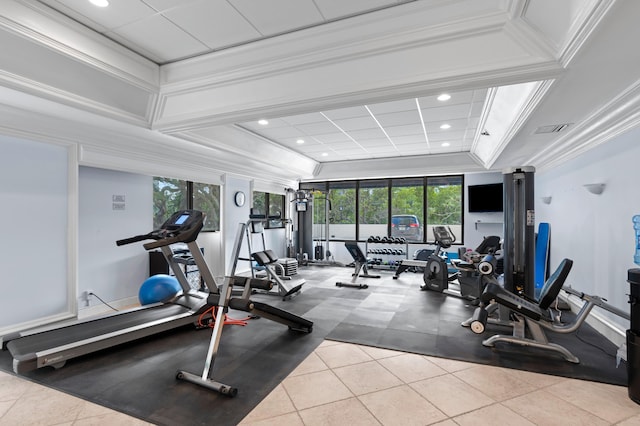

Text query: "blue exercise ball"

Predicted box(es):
[139, 274, 181, 305]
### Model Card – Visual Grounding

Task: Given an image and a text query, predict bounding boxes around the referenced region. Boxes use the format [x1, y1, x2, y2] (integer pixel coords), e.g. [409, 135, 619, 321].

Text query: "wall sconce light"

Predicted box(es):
[541, 196, 552, 205]
[584, 183, 606, 195]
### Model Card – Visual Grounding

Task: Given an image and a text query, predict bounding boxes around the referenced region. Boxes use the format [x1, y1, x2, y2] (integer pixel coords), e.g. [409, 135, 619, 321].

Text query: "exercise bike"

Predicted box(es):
[421, 227, 499, 301]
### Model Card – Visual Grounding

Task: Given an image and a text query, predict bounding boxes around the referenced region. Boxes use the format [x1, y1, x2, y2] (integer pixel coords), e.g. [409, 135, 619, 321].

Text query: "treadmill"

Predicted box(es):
[1, 210, 216, 374]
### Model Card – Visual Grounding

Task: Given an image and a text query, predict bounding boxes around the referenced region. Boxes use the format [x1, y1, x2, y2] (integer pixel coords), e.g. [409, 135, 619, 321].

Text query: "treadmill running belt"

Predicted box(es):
[7, 304, 193, 367]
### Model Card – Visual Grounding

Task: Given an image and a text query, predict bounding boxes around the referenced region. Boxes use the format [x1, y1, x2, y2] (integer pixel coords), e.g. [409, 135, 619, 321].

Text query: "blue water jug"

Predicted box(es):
[634, 215, 640, 265]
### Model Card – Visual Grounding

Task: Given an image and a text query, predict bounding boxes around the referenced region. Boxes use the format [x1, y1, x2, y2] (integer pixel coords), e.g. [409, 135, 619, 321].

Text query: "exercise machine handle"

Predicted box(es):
[116, 233, 153, 246]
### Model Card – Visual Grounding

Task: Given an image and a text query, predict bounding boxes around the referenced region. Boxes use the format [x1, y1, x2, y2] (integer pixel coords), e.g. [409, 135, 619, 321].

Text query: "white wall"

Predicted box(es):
[223, 175, 252, 274]
[0, 136, 72, 332]
[78, 166, 152, 310]
[537, 126, 640, 336]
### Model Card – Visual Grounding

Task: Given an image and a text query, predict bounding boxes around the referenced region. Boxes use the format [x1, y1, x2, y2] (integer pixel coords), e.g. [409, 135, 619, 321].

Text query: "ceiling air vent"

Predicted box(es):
[534, 123, 572, 134]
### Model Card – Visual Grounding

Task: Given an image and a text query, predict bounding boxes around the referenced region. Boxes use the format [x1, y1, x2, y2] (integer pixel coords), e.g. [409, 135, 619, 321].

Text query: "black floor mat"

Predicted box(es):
[0, 266, 628, 425]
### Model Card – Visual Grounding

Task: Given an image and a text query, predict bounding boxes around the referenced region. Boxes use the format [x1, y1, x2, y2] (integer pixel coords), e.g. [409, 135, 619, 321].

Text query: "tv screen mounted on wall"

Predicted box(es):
[468, 183, 504, 212]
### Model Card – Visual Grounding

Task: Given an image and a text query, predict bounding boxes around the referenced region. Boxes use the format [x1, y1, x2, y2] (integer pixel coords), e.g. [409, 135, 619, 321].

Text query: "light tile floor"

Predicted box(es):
[2, 340, 639, 425]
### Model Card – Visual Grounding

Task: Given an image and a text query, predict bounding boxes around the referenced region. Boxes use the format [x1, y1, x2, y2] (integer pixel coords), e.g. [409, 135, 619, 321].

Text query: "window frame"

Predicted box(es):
[153, 177, 221, 232]
[298, 175, 464, 244]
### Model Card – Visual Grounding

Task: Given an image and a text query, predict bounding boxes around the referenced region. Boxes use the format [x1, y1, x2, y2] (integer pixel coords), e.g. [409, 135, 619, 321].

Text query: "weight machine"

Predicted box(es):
[297, 189, 343, 266]
[234, 215, 305, 300]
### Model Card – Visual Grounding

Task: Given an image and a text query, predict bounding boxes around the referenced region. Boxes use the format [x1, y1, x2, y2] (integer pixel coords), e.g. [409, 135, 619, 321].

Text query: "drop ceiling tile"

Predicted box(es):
[322, 105, 369, 120]
[392, 135, 427, 145]
[384, 124, 424, 137]
[298, 144, 334, 153]
[357, 138, 394, 148]
[424, 118, 469, 133]
[280, 112, 327, 125]
[295, 121, 340, 135]
[161, 0, 261, 49]
[466, 116, 480, 128]
[373, 110, 421, 127]
[427, 130, 466, 142]
[322, 140, 361, 148]
[110, 14, 207, 63]
[331, 116, 378, 131]
[422, 104, 476, 123]
[311, 133, 351, 143]
[346, 128, 387, 140]
[366, 145, 401, 154]
[367, 98, 417, 114]
[229, 0, 324, 35]
[258, 127, 308, 139]
[42, 0, 157, 30]
[313, 0, 397, 20]
[398, 142, 435, 152]
[470, 100, 486, 116]
[279, 137, 321, 147]
[332, 148, 369, 155]
[142, 0, 200, 12]
[240, 118, 292, 131]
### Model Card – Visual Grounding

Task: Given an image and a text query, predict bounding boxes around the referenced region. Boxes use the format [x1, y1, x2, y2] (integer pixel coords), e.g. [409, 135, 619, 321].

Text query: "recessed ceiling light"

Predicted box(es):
[258, 119, 269, 125]
[296, 139, 305, 144]
[89, 0, 109, 7]
[321, 152, 328, 157]
[440, 123, 451, 130]
[437, 93, 451, 101]
[441, 142, 450, 147]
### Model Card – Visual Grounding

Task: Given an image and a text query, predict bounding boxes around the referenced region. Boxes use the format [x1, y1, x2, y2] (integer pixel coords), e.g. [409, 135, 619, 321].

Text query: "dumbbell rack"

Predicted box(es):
[365, 237, 409, 270]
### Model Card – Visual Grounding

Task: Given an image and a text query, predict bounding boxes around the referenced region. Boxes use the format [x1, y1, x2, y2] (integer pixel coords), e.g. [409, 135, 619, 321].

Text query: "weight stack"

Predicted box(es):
[277, 258, 299, 276]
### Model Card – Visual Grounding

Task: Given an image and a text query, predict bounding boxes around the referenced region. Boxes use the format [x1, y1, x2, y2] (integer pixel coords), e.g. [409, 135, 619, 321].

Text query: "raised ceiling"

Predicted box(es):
[1, 0, 639, 185]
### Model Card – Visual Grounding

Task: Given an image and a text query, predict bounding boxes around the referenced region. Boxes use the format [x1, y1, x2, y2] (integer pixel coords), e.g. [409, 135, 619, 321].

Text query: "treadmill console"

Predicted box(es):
[116, 210, 205, 249]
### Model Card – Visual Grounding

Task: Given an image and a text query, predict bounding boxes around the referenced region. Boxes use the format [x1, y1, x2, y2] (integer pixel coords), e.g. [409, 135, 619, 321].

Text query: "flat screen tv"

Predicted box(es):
[468, 183, 503, 213]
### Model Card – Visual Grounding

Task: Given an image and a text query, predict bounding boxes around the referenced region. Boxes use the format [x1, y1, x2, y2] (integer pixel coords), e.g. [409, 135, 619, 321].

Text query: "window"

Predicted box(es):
[328, 181, 356, 240]
[253, 191, 266, 215]
[153, 177, 188, 229]
[298, 175, 464, 243]
[153, 177, 220, 231]
[252, 191, 285, 228]
[426, 176, 463, 243]
[358, 179, 388, 241]
[193, 182, 220, 231]
[268, 193, 285, 228]
[391, 178, 424, 242]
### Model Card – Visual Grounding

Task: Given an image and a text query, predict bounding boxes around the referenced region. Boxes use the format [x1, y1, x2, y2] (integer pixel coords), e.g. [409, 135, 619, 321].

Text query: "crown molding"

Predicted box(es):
[531, 78, 640, 172]
[3, 0, 158, 87]
[312, 152, 487, 181]
[0, 68, 154, 127]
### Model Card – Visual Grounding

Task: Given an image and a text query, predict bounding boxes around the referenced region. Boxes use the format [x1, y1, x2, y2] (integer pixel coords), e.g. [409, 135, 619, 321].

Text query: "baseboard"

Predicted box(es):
[560, 291, 627, 347]
[78, 296, 140, 319]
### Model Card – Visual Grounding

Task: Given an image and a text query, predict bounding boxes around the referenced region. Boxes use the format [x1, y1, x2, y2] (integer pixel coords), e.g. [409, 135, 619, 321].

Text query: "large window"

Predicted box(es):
[359, 180, 388, 241]
[153, 177, 220, 231]
[426, 176, 463, 243]
[299, 175, 464, 243]
[328, 181, 356, 240]
[391, 178, 424, 242]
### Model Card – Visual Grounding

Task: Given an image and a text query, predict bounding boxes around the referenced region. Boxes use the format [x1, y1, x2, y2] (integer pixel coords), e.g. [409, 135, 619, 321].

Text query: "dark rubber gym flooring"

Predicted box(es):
[0, 265, 628, 425]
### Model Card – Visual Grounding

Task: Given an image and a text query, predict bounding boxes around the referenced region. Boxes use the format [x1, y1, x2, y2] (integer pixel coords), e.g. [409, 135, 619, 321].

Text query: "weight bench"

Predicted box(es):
[336, 241, 379, 289]
[468, 258, 587, 362]
[252, 250, 304, 300]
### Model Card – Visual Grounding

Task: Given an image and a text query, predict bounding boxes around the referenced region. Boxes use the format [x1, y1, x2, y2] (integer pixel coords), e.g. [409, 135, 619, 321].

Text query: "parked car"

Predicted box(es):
[391, 214, 422, 241]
